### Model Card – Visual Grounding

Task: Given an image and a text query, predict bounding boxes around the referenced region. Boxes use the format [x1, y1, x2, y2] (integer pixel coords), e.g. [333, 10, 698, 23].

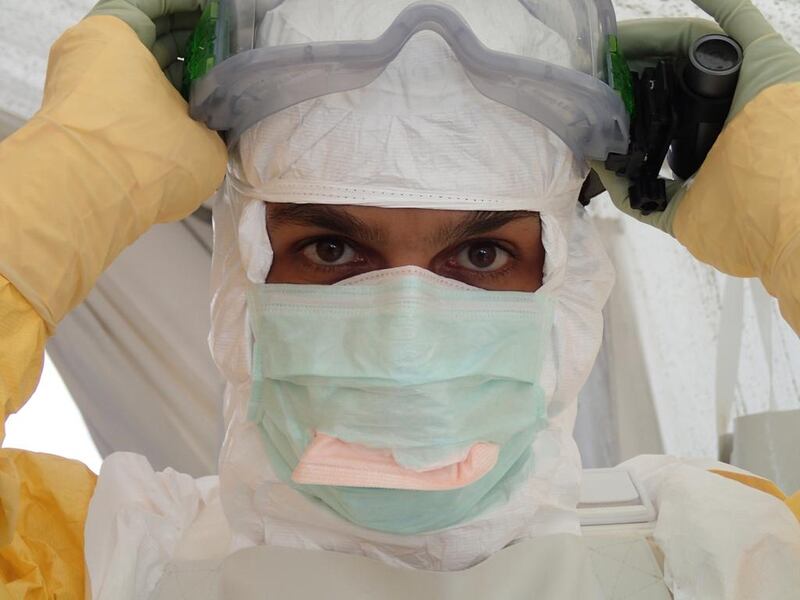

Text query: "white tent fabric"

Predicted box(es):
[46, 217, 224, 477]
[576, 202, 800, 475]
[1, 0, 799, 482]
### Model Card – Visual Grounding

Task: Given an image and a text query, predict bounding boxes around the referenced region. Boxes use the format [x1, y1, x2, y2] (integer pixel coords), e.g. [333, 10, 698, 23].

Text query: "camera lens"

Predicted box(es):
[686, 35, 743, 98]
[694, 37, 741, 72]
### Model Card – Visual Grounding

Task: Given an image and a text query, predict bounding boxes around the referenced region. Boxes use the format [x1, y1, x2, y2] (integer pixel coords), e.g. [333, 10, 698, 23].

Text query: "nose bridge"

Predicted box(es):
[381, 232, 438, 271]
[385, 252, 433, 271]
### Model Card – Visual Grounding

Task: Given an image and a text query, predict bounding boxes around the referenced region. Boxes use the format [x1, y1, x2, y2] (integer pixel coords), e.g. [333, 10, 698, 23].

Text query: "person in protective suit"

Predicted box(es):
[0, 0, 798, 597]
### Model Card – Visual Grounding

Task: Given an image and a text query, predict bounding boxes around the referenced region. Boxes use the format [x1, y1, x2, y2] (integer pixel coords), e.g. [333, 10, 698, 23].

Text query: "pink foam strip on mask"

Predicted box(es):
[291, 433, 499, 491]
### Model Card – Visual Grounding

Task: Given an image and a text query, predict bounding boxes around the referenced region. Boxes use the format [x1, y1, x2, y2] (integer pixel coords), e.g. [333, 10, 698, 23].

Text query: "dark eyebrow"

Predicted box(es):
[268, 204, 537, 245]
[433, 210, 538, 245]
[268, 204, 381, 241]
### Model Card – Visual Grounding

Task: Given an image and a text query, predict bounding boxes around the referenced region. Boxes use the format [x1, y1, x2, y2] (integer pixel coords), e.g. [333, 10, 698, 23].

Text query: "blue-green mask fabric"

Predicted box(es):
[247, 269, 555, 535]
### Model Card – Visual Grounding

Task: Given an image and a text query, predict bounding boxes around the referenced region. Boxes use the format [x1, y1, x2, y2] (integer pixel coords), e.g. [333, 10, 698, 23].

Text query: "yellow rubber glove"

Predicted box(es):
[0, 15, 227, 330]
[88, 0, 206, 88]
[592, 0, 800, 333]
[593, 0, 800, 233]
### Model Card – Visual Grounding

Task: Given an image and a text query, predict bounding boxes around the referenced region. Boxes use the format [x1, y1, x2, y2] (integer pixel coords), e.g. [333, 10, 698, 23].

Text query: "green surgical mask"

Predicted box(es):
[247, 267, 554, 535]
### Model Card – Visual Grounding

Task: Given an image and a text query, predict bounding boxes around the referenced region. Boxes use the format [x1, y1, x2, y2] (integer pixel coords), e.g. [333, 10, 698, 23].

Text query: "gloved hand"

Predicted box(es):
[0, 15, 226, 329]
[592, 0, 800, 236]
[87, 0, 205, 88]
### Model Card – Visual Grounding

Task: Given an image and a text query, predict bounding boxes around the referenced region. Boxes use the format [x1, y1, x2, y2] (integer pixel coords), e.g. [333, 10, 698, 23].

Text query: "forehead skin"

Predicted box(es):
[266, 204, 545, 291]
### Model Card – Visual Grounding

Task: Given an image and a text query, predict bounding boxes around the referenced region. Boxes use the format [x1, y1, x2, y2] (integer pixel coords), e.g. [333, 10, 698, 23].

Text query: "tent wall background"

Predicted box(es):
[47, 217, 224, 476]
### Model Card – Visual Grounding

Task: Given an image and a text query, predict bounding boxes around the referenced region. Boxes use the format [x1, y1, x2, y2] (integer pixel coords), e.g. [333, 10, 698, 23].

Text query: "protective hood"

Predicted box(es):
[209, 0, 615, 570]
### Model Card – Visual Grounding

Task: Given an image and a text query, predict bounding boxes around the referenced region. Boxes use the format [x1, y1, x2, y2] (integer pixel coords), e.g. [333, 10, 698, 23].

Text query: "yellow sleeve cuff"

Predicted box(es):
[0, 276, 47, 440]
[710, 469, 800, 522]
[0, 276, 95, 595]
[0, 450, 96, 599]
[0, 274, 47, 548]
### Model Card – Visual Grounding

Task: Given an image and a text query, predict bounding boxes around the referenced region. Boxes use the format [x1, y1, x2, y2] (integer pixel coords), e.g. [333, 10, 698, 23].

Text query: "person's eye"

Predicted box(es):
[301, 237, 359, 266]
[452, 241, 511, 272]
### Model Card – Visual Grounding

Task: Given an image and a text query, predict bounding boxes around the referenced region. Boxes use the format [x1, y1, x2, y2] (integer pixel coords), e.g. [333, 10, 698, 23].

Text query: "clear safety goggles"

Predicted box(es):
[187, 0, 630, 161]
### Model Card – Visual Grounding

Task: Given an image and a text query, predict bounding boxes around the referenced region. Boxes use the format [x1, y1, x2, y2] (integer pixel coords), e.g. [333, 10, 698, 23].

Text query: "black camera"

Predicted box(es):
[599, 34, 743, 214]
